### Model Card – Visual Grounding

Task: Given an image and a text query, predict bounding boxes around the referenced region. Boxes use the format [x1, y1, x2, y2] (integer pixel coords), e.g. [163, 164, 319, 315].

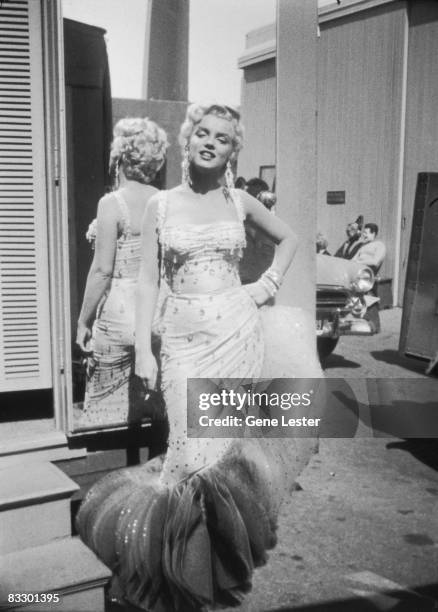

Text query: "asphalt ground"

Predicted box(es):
[322, 307, 429, 379]
[223, 307, 438, 612]
[229, 435, 438, 612]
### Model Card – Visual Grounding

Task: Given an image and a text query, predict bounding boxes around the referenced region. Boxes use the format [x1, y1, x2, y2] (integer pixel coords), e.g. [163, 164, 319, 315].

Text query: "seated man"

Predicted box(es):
[335, 215, 364, 259]
[353, 222, 386, 274]
[353, 223, 386, 333]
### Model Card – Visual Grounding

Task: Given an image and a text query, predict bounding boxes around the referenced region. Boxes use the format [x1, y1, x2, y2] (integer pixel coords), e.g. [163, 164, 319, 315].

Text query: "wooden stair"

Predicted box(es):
[0, 461, 111, 611]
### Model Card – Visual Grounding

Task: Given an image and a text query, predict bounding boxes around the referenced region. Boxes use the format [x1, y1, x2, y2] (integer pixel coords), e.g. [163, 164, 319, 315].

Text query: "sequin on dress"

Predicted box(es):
[77, 188, 323, 610]
[75, 191, 142, 429]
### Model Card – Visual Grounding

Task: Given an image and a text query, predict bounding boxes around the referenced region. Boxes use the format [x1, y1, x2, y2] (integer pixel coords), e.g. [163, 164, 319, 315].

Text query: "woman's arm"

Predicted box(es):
[135, 196, 160, 389]
[76, 195, 119, 352]
[241, 190, 298, 274]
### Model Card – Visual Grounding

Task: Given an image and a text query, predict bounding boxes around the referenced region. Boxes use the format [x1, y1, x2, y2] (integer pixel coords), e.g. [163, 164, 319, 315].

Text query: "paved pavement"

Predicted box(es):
[224, 307, 438, 612]
[234, 436, 438, 612]
[322, 307, 428, 379]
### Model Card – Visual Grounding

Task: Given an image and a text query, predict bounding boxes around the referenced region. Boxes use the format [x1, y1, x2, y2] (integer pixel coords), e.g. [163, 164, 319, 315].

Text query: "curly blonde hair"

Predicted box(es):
[109, 117, 168, 185]
[178, 103, 244, 155]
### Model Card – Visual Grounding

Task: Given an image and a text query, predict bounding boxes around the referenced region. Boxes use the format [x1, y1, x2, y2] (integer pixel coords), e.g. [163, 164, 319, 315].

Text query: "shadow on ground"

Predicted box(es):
[267, 582, 438, 611]
[106, 582, 438, 611]
[370, 349, 428, 375]
[387, 439, 438, 472]
[322, 353, 361, 370]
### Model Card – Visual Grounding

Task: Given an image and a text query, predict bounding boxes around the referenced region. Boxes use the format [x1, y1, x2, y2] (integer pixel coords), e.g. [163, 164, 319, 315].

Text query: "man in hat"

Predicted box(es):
[335, 216, 364, 259]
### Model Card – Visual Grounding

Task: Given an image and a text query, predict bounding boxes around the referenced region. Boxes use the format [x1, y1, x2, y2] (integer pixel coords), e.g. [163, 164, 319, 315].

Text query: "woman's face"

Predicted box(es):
[189, 114, 235, 173]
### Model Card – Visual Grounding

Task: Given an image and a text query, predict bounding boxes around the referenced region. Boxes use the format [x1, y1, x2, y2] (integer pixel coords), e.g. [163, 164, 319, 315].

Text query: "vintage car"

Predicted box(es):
[316, 254, 378, 360]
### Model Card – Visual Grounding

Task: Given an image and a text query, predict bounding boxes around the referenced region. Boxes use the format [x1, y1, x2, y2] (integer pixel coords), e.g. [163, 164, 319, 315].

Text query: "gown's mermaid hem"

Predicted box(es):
[77, 189, 323, 610]
[78, 442, 300, 610]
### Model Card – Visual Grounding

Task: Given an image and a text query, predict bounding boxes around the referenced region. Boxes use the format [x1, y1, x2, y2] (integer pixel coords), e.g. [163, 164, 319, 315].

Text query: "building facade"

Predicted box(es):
[238, 0, 438, 305]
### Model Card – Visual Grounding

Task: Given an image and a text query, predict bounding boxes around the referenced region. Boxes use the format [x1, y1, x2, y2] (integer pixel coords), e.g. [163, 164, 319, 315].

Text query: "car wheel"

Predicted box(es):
[317, 337, 339, 361]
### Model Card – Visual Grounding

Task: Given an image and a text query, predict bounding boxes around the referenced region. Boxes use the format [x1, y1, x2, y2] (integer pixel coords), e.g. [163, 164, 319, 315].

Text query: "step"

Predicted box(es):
[0, 446, 86, 469]
[56, 447, 152, 503]
[0, 537, 111, 611]
[0, 424, 67, 457]
[0, 462, 79, 554]
[0, 422, 86, 467]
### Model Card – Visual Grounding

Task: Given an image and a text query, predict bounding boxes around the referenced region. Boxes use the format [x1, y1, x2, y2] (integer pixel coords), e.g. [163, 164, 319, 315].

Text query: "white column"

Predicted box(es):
[276, 0, 318, 314]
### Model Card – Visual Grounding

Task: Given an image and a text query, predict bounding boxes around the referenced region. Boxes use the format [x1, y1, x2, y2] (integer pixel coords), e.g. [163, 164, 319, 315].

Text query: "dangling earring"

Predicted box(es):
[225, 160, 234, 191]
[182, 145, 191, 186]
[114, 161, 120, 189]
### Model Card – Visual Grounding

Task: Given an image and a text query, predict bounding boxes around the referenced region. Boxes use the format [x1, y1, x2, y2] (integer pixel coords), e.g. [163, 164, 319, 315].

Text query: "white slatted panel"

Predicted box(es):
[0, 0, 52, 391]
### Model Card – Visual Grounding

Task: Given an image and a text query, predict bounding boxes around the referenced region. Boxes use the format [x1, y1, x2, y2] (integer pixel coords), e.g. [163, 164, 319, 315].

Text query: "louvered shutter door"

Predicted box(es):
[0, 0, 52, 391]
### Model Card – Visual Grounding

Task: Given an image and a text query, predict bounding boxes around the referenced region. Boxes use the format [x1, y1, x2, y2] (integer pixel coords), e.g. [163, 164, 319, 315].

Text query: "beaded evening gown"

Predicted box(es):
[75, 191, 144, 429]
[77, 188, 323, 610]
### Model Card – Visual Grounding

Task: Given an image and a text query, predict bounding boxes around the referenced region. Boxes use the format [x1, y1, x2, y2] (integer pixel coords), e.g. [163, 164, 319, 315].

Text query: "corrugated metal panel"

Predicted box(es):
[0, 0, 52, 391]
[238, 59, 276, 181]
[317, 2, 406, 280]
[399, 0, 438, 303]
[239, 5, 405, 289]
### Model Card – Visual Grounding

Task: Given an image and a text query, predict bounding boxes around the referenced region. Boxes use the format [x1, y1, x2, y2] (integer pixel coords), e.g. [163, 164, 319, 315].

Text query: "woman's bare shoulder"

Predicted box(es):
[165, 185, 184, 200]
[143, 184, 159, 202]
[237, 189, 260, 216]
[238, 189, 257, 206]
[96, 192, 120, 219]
[157, 185, 185, 212]
[145, 191, 161, 211]
[143, 191, 163, 223]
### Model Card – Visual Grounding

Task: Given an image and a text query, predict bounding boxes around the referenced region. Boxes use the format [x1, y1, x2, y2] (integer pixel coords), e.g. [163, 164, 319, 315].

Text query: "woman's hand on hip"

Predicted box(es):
[76, 321, 93, 354]
[135, 350, 158, 390]
[243, 281, 271, 306]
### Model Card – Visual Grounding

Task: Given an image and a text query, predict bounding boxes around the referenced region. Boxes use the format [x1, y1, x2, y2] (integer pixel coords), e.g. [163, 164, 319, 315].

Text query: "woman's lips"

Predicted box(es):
[199, 150, 215, 160]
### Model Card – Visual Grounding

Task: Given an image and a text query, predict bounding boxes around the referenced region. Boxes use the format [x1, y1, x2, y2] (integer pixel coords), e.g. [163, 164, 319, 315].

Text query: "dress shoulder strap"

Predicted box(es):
[112, 190, 132, 238]
[156, 190, 168, 237]
[155, 190, 168, 285]
[229, 188, 245, 223]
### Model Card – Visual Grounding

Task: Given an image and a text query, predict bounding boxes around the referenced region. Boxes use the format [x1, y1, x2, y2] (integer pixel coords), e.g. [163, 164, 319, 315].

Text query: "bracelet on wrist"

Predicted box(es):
[258, 276, 276, 297]
[258, 267, 283, 297]
[263, 266, 283, 288]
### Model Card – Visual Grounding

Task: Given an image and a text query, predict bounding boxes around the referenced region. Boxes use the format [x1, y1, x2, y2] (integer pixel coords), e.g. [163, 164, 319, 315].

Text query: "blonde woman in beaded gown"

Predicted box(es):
[77, 104, 323, 610]
[75, 118, 168, 429]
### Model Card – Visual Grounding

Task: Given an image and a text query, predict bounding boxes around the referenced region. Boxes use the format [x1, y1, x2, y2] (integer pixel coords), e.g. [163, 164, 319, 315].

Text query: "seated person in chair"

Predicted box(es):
[353, 223, 386, 333]
[335, 215, 363, 259]
[353, 223, 386, 275]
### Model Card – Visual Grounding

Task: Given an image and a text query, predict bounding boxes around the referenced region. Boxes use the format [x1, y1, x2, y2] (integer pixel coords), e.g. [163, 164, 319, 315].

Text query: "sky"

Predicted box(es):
[189, 0, 276, 105]
[62, 0, 276, 106]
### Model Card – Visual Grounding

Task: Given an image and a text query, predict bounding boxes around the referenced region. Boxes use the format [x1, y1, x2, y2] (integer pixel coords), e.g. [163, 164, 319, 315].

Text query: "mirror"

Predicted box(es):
[61, 0, 276, 432]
